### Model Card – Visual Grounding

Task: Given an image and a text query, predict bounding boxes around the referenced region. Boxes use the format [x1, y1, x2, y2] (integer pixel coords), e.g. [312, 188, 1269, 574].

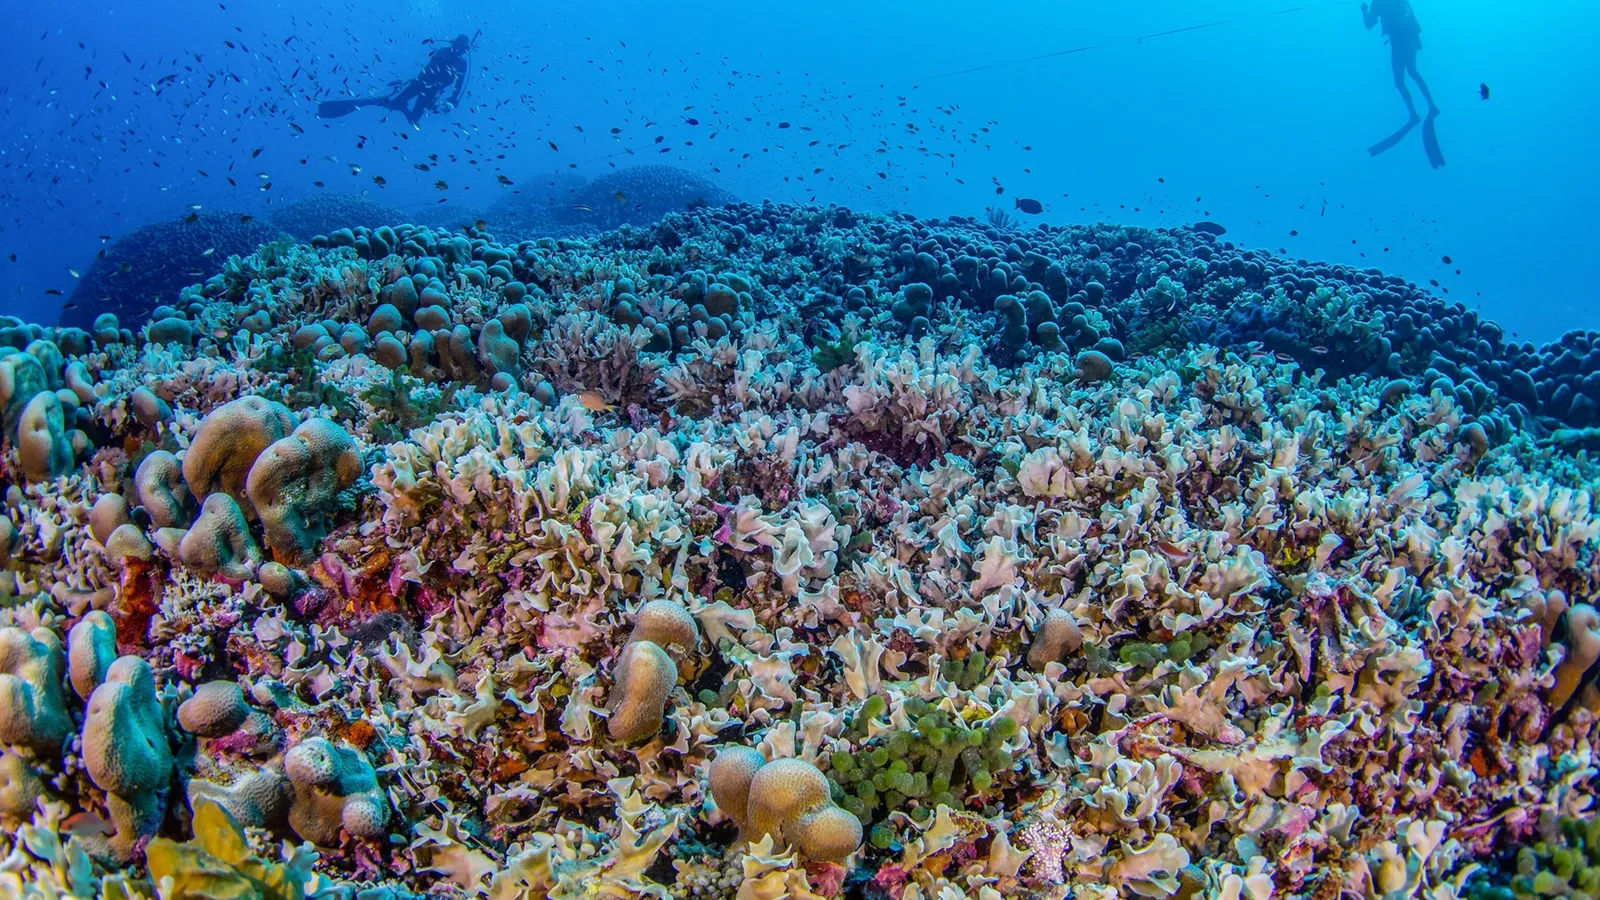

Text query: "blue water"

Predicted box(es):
[1, 0, 1594, 342]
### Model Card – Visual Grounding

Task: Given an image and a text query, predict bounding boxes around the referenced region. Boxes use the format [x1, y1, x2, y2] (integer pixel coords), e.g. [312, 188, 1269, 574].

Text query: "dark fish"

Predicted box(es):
[251, 147, 264, 158]
[45, 289, 63, 296]
[1014, 197, 1043, 215]
[778, 121, 791, 129]
[548, 141, 558, 151]
[372, 175, 386, 185]
[1480, 83, 1490, 100]
[683, 117, 699, 125]
[1442, 255, 1453, 264]
[185, 212, 199, 223]
[1191, 221, 1227, 236]
[497, 174, 513, 185]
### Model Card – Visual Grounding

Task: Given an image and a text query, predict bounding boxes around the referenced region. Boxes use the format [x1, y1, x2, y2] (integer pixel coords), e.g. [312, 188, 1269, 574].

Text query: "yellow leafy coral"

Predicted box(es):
[146, 797, 319, 900]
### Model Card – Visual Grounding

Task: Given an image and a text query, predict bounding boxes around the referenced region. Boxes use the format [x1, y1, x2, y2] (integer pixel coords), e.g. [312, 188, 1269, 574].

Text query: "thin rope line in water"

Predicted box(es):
[563, 1, 1353, 168]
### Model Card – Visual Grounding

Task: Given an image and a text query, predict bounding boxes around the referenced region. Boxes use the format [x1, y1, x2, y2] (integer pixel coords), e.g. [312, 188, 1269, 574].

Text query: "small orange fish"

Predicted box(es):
[63, 811, 116, 838]
[576, 391, 614, 412]
[1153, 540, 1192, 563]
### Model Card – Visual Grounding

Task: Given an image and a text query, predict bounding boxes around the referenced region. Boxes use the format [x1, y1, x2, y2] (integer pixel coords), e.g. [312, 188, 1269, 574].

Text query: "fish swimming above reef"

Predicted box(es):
[1013, 197, 1043, 215]
[1189, 221, 1228, 236]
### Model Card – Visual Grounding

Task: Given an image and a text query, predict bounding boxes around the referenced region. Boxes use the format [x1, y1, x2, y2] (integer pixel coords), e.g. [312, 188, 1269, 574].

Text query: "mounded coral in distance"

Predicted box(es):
[61, 211, 282, 332]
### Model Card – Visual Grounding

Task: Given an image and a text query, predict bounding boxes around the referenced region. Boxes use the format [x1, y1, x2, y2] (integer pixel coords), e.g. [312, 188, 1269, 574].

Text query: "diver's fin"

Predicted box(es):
[1421, 111, 1446, 168]
[1367, 117, 1419, 157]
[317, 98, 391, 119]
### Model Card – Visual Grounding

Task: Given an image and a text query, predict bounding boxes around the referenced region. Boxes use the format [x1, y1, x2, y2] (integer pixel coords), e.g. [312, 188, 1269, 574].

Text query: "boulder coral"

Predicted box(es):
[282, 736, 389, 846]
[0, 626, 71, 754]
[134, 449, 192, 529]
[245, 417, 361, 561]
[82, 656, 174, 857]
[16, 391, 75, 481]
[710, 752, 863, 862]
[183, 396, 297, 512]
[178, 492, 262, 580]
[605, 599, 698, 744]
[67, 610, 118, 701]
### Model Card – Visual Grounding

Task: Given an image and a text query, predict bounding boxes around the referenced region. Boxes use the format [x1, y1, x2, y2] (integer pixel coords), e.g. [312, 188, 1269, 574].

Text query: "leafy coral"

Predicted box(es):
[145, 798, 320, 900]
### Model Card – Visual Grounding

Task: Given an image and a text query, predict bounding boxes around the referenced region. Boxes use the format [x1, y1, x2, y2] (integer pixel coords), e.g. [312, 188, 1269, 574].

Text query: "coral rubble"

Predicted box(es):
[4, 200, 1600, 900]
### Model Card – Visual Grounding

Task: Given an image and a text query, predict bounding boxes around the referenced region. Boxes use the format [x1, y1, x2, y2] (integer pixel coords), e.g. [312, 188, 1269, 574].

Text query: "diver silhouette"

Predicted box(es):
[1362, 0, 1444, 167]
[318, 33, 476, 126]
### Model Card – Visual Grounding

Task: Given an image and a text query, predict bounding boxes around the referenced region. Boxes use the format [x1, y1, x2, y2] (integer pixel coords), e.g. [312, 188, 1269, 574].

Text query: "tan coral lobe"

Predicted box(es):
[606, 640, 676, 743]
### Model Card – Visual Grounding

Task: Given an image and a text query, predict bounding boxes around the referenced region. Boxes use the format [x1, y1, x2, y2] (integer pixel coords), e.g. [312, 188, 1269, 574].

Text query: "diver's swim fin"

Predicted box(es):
[1367, 117, 1419, 157]
[1421, 111, 1445, 168]
[317, 98, 393, 119]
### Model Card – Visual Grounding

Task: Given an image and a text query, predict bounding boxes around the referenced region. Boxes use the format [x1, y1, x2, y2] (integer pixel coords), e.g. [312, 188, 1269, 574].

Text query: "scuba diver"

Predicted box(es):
[318, 32, 477, 126]
[1362, 1, 1444, 167]
[1363, 0, 1436, 122]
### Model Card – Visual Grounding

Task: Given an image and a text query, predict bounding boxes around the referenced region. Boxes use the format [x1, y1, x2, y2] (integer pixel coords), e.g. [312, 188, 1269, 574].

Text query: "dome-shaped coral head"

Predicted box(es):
[630, 599, 699, 652]
[744, 757, 863, 862]
[606, 640, 677, 744]
[708, 745, 766, 832]
[0, 626, 71, 754]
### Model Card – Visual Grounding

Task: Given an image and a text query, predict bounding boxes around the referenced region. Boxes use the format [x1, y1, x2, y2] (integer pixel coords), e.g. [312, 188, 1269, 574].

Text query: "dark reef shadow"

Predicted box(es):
[1367, 117, 1419, 157]
[1422, 110, 1446, 168]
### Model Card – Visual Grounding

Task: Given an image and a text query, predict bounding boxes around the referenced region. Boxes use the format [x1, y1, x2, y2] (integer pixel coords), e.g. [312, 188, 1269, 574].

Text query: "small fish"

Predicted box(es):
[44, 289, 63, 296]
[62, 812, 116, 838]
[239, 214, 253, 223]
[614, 191, 627, 202]
[1479, 82, 1490, 100]
[185, 212, 200, 223]
[575, 390, 614, 412]
[1152, 540, 1191, 563]
[1309, 345, 1329, 354]
[69, 268, 80, 278]
[201, 248, 215, 257]
[251, 147, 264, 158]
[548, 141, 558, 151]
[1441, 255, 1453, 264]
[683, 117, 699, 126]
[571, 203, 594, 211]
[778, 121, 791, 129]
[435, 180, 449, 190]
[1191, 221, 1227, 236]
[1014, 197, 1043, 215]
[372, 175, 386, 186]
[497, 174, 513, 185]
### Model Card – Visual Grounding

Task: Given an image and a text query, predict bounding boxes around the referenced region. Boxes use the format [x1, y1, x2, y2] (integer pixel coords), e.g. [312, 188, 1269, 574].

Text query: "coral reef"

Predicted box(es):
[61, 210, 284, 332]
[270, 194, 410, 243]
[2, 201, 1599, 899]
